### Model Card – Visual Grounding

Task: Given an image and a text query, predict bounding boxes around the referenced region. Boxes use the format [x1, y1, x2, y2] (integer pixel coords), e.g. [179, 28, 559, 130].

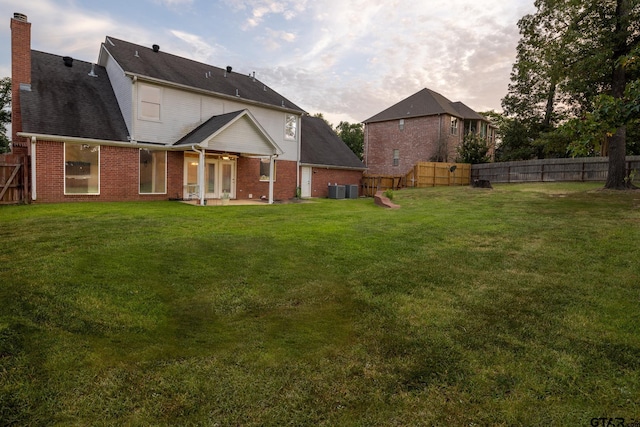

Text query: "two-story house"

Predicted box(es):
[363, 88, 496, 176]
[10, 13, 364, 204]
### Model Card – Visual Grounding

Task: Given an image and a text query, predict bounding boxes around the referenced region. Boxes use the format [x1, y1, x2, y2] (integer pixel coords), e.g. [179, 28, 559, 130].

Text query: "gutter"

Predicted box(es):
[17, 132, 191, 151]
[299, 162, 367, 171]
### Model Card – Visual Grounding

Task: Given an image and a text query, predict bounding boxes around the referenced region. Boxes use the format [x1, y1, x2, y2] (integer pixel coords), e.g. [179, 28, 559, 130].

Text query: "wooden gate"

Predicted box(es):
[0, 145, 30, 204]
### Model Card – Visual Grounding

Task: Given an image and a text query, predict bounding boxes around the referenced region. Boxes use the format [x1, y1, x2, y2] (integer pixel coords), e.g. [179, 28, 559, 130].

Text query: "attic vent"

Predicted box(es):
[152, 44, 160, 52]
[13, 12, 28, 22]
[62, 56, 74, 67]
[226, 66, 232, 73]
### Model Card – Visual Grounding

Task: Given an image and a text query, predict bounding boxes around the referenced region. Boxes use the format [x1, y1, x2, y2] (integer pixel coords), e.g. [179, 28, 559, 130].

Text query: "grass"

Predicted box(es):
[1, 182, 639, 426]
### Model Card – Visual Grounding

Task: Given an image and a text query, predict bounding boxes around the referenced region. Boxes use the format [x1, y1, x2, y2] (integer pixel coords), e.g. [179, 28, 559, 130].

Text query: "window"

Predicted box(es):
[284, 114, 297, 140]
[450, 117, 458, 135]
[260, 158, 276, 181]
[65, 144, 99, 194]
[399, 119, 405, 130]
[393, 149, 400, 166]
[138, 84, 162, 121]
[139, 149, 167, 194]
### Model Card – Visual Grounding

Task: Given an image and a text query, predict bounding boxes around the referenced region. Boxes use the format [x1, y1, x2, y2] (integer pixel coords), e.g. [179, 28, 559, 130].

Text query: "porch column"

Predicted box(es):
[198, 149, 205, 205]
[268, 155, 275, 205]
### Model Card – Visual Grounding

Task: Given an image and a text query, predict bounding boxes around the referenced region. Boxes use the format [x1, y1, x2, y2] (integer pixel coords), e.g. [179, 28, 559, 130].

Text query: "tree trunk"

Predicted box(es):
[605, 126, 629, 189]
[604, 0, 631, 189]
[543, 78, 557, 129]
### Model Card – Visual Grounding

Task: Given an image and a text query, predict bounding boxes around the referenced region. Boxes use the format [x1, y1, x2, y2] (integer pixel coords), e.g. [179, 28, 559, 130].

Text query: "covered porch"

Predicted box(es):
[174, 109, 282, 205]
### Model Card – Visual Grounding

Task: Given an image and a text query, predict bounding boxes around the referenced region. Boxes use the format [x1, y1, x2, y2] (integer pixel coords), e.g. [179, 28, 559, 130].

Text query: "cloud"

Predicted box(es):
[170, 30, 219, 63]
[154, 0, 194, 6]
[223, 0, 308, 29]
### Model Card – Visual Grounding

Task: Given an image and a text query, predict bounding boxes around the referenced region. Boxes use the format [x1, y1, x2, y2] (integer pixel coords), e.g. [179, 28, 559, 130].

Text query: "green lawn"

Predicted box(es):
[1, 183, 639, 426]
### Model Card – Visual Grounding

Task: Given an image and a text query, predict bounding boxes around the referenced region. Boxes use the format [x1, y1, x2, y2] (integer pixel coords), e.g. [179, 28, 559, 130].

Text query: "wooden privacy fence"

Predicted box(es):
[471, 156, 640, 183]
[406, 162, 471, 188]
[361, 162, 471, 196]
[0, 145, 30, 205]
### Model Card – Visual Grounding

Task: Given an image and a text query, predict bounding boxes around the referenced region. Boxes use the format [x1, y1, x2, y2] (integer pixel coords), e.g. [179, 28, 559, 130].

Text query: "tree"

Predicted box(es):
[0, 77, 10, 154]
[504, 0, 640, 188]
[456, 133, 490, 164]
[334, 121, 364, 160]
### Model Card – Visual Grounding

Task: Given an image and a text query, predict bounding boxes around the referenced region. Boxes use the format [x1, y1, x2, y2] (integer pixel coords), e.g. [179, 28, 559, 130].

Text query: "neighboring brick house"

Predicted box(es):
[363, 88, 496, 176]
[10, 13, 363, 204]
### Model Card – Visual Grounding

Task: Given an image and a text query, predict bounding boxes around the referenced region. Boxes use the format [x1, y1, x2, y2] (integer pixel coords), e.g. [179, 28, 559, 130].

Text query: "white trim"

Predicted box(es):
[63, 143, 101, 196]
[268, 155, 275, 204]
[138, 148, 168, 195]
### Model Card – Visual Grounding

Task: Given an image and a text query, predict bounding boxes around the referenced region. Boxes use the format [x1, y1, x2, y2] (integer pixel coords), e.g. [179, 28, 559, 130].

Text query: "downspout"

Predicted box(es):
[268, 154, 277, 205]
[296, 117, 302, 195]
[192, 145, 205, 205]
[30, 136, 36, 201]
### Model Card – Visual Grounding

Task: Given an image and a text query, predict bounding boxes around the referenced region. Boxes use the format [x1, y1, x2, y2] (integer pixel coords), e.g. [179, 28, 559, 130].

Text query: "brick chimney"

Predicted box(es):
[10, 12, 31, 144]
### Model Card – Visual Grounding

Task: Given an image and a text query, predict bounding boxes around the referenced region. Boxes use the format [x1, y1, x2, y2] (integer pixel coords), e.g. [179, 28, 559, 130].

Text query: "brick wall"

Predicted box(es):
[34, 141, 183, 203]
[10, 13, 31, 146]
[364, 115, 462, 176]
[309, 168, 363, 198]
[236, 157, 298, 201]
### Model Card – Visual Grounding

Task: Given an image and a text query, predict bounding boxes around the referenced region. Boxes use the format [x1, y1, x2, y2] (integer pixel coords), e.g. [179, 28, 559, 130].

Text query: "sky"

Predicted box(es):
[0, 0, 535, 125]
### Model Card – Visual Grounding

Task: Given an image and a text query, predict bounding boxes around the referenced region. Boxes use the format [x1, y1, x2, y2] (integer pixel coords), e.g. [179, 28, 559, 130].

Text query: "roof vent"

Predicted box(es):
[135, 50, 139, 58]
[62, 56, 74, 67]
[88, 63, 98, 77]
[13, 12, 28, 22]
[226, 66, 232, 73]
[152, 44, 160, 52]
[236, 89, 240, 97]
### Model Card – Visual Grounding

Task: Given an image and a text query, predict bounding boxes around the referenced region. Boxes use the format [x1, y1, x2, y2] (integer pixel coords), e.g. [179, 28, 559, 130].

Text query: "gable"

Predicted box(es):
[175, 110, 282, 156]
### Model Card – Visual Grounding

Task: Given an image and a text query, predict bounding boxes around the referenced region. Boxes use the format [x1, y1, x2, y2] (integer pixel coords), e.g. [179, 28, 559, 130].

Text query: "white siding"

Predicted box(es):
[132, 83, 300, 160]
[103, 54, 133, 136]
[205, 116, 275, 155]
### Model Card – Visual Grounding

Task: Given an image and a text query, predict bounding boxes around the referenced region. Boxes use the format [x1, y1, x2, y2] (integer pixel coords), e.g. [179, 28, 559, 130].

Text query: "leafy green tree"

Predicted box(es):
[456, 133, 490, 164]
[0, 77, 10, 154]
[334, 121, 364, 160]
[495, 118, 540, 161]
[504, 0, 640, 188]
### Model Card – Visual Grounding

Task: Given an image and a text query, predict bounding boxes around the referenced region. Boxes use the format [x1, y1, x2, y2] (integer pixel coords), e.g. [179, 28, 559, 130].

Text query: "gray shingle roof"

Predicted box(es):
[21, 50, 129, 141]
[300, 116, 366, 170]
[102, 37, 305, 113]
[451, 101, 487, 121]
[363, 88, 486, 124]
